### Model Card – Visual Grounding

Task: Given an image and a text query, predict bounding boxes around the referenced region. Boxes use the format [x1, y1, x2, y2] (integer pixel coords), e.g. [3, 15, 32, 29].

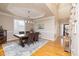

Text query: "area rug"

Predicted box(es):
[2, 39, 48, 56]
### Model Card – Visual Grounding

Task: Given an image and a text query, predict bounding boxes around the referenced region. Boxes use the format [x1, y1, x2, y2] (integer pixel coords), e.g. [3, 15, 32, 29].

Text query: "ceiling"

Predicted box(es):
[46, 3, 72, 21]
[0, 3, 53, 19]
[0, 3, 72, 20]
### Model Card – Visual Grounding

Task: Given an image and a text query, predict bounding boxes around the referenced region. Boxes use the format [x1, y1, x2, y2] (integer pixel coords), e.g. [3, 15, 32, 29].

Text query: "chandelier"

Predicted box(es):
[25, 10, 33, 23]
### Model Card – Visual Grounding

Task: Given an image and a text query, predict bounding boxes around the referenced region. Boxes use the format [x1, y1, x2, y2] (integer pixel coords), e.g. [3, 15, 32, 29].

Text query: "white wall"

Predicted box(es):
[0, 14, 16, 41]
[33, 16, 56, 41]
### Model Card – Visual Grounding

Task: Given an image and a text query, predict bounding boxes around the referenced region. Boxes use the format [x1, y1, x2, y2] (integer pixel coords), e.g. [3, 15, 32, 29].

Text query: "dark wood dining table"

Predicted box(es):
[14, 34, 28, 47]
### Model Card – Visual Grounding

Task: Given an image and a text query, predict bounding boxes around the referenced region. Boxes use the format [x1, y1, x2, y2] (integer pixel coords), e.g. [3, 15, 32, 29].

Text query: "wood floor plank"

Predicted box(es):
[0, 45, 4, 56]
[32, 41, 71, 56]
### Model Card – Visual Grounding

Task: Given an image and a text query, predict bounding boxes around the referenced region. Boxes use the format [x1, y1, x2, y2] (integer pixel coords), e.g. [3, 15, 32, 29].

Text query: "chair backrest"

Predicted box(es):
[19, 31, 24, 34]
[28, 33, 35, 42]
[26, 31, 30, 33]
[34, 32, 39, 41]
[26, 31, 30, 36]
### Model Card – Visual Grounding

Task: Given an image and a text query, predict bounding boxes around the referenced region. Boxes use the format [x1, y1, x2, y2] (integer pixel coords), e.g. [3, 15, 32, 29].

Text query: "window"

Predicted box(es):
[14, 19, 25, 34]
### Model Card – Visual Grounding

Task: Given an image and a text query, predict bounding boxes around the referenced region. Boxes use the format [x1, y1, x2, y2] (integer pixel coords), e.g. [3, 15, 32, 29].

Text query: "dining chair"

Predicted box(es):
[34, 32, 39, 42]
[26, 31, 30, 34]
[19, 31, 24, 34]
[27, 33, 35, 45]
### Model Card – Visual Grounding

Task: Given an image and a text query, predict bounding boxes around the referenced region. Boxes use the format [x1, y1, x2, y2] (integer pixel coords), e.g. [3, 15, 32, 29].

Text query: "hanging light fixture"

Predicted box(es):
[25, 10, 34, 24]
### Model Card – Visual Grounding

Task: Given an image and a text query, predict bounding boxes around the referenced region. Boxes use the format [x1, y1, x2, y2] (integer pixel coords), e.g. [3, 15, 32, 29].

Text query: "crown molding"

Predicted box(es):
[0, 11, 13, 17]
[0, 11, 26, 19]
[0, 11, 46, 20]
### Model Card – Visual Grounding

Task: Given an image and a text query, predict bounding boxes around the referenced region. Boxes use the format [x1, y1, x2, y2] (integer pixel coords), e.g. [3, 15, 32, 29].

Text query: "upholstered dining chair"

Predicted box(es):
[26, 33, 35, 45]
[19, 31, 24, 34]
[26, 31, 30, 35]
[26, 31, 30, 33]
[33, 32, 39, 42]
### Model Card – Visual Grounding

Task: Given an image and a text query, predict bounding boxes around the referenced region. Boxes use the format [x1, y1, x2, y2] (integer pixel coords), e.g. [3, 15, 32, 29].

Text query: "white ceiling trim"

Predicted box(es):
[0, 11, 27, 19]
[7, 7, 45, 19]
[0, 11, 12, 17]
[0, 11, 45, 20]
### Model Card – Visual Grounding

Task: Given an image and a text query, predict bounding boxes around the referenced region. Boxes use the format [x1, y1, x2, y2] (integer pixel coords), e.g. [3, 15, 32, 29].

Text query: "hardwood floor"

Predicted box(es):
[0, 44, 4, 56]
[0, 39, 71, 56]
[32, 40, 71, 56]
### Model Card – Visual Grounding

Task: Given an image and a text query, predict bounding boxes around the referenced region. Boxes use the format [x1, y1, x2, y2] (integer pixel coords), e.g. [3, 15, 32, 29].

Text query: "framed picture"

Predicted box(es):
[38, 24, 44, 29]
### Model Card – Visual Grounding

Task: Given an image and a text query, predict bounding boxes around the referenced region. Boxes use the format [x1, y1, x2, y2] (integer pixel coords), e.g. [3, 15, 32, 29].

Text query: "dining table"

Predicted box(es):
[14, 34, 28, 47]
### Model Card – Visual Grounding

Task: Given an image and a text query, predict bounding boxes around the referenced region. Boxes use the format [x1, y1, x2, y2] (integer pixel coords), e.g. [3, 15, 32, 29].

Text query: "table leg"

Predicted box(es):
[20, 38, 25, 47]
